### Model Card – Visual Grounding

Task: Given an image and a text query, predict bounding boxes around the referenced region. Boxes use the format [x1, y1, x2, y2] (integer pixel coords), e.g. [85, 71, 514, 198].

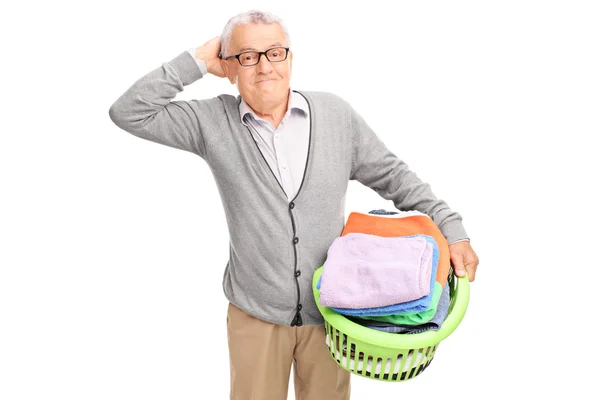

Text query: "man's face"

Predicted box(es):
[221, 22, 293, 111]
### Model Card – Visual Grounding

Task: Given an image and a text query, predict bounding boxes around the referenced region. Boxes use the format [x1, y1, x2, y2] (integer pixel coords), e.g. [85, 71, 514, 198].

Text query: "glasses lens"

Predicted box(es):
[266, 47, 287, 62]
[240, 52, 259, 66]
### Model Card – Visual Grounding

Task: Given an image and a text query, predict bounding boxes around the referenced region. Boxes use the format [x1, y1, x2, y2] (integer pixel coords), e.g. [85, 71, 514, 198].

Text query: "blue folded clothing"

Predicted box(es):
[316, 234, 439, 316]
[347, 282, 451, 334]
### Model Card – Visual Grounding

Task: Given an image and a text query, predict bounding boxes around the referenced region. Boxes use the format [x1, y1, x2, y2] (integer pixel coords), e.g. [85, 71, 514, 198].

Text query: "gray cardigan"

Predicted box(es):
[108, 50, 469, 326]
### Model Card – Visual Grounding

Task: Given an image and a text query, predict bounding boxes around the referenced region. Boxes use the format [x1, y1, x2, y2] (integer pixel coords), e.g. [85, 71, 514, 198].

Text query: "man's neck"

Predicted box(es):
[249, 90, 290, 129]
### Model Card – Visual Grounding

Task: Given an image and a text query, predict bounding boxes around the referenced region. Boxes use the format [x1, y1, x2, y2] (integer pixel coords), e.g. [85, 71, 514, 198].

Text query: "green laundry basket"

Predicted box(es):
[312, 266, 470, 382]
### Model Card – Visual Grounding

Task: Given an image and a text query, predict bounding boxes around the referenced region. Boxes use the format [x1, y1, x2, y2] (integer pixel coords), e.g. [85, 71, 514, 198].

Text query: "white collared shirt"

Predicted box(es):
[239, 90, 310, 201]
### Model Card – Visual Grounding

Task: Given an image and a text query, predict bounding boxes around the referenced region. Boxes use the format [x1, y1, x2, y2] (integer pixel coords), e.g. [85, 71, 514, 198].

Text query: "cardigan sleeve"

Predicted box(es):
[108, 50, 224, 159]
[349, 105, 469, 244]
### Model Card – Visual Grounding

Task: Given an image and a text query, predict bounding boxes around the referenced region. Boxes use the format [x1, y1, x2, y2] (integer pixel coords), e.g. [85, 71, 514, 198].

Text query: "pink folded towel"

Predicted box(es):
[319, 233, 433, 309]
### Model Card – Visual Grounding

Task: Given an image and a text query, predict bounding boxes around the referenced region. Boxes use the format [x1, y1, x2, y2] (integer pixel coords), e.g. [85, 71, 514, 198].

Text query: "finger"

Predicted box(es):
[464, 260, 476, 282]
[451, 253, 466, 278]
[464, 254, 479, 282]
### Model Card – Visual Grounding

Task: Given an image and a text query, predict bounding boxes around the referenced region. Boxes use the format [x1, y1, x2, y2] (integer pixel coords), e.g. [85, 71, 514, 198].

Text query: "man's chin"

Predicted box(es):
[256, 87, 285, 98]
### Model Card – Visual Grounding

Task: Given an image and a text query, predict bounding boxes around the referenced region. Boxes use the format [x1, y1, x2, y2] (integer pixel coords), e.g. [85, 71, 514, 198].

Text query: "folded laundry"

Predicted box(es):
[318, 233, 433, 309]
[317, 234, 439, 315]
[359, 282, 443, 325]
[342, 212, 451, 290]
[348, 281, 451, 333]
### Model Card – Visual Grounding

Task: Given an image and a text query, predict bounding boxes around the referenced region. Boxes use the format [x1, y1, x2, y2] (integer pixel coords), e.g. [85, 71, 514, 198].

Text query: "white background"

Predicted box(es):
[1, 0, 599, 399]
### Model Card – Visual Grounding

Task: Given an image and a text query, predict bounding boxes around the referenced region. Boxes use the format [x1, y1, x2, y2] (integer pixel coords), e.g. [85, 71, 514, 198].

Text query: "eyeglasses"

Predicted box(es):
[223, 47, 290, 67]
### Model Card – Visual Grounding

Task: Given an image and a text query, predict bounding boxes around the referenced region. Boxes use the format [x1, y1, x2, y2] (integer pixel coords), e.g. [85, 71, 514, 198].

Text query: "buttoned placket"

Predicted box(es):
[239, 91, 313, 327]
[272, 116, 295, 200]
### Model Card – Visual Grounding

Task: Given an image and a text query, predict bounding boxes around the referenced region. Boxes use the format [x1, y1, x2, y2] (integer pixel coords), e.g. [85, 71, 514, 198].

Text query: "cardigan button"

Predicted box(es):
[293, 237, 299, 244]
[289, 202, 295, 209]
[294, 270, 301, 277]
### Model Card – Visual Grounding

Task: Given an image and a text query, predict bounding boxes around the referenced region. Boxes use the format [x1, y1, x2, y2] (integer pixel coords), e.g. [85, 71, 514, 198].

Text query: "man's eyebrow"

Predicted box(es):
[237, 43, 284, 52]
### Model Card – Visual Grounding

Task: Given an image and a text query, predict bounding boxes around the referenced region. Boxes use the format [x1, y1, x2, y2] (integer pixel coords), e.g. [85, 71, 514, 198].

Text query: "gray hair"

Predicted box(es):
[220, 10, 291, 58]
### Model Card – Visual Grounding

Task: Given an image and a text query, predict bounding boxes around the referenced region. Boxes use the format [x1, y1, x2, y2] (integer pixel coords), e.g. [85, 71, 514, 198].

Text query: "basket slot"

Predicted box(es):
[342, 333, 349, 369]
[328, 323, 335, 359]
[406, 349, 422, 379]
[349, 346, 358, 374]
[391, 353, 403, 378]
[372, 357, 382, 378]
[334, 328, 341, 361]
[406, 349, 419, 374]
[356, 352, 365, 375]
[364, 355, 373, 376]
[381, 357, 394, 380]
[396, 349, 410, 375]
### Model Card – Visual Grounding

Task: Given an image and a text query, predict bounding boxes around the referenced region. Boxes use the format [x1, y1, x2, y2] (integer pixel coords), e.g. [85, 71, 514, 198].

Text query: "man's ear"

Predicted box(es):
[221, 59, 236, 84]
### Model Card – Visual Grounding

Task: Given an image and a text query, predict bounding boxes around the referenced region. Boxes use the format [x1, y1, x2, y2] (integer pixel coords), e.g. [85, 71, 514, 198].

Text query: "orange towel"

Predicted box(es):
[341, 212, 450, 288]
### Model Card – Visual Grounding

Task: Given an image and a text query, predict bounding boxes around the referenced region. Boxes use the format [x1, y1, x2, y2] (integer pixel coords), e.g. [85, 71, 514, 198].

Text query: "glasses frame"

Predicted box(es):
[222, 47, 290, 67]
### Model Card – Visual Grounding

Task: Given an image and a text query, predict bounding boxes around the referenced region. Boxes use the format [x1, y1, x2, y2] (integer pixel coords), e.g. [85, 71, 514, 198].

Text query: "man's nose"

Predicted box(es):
[257, 54, 274, 73]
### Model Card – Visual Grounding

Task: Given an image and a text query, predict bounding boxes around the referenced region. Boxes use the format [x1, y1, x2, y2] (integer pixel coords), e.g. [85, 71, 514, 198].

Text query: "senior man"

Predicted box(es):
[109, 9, 479, 400]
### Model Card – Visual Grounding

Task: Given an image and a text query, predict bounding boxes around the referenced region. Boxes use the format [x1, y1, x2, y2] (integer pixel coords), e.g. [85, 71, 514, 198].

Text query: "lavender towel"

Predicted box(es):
[318, 233, 433, 309]
[317, 234, 439, 316]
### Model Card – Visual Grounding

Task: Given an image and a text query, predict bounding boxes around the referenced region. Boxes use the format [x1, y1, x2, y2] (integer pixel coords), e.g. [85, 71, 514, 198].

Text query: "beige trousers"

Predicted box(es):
[226, 303, 351, 400]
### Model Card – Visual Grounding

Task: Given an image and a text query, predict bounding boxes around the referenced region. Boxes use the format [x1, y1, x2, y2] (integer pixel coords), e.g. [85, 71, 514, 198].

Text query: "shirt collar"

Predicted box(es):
[239, 89, 308, 125]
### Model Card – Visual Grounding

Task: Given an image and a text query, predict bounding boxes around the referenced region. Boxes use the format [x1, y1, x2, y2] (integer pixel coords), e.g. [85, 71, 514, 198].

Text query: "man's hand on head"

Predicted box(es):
[195, 36, 226, 78]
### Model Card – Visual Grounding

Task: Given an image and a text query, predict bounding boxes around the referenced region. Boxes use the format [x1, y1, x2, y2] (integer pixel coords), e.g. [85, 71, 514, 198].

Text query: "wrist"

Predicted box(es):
[195, 47, 213, 65]
[187, 48, 208, 76]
